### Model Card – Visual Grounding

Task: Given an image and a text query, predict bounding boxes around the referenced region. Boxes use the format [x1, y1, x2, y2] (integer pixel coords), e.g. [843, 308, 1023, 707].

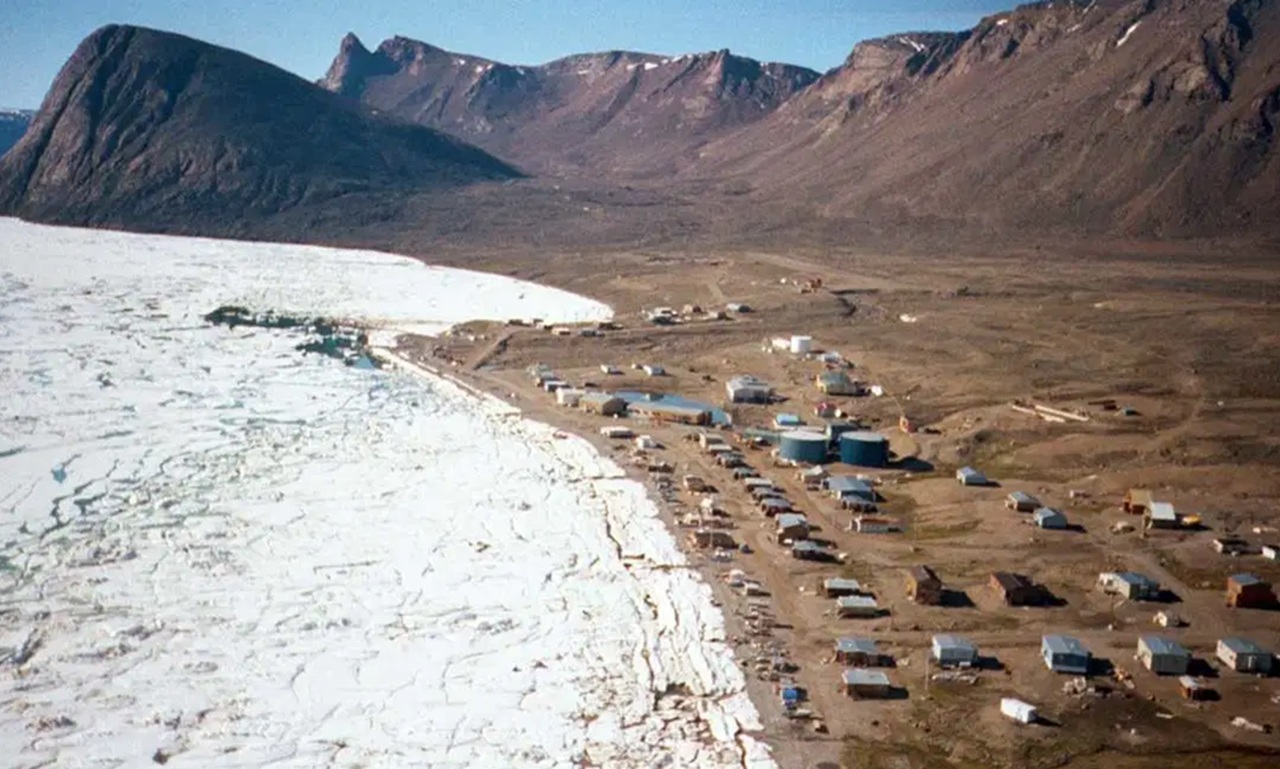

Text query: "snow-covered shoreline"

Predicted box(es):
[0, 219, 773, 768]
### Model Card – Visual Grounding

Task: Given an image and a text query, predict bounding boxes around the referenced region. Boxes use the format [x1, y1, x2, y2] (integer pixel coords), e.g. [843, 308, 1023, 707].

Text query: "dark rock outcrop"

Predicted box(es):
[0, 109, 33, 158]
[0, 25, 520, 229]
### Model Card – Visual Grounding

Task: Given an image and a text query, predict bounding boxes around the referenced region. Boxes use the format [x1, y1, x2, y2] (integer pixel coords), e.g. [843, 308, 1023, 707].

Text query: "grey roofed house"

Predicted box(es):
[1216, 637, 1274, 674]
[760, 497, 792, 511]
[826, 476, 875, 501]
[842, 669, 891, 687]
[836, 638, 879, 656]
[932, 634, 978, 666]
[836, 595, 879, 615]
[1006, 491, 1040, 511]
[726, 374, 772, 403]
[956, 466, 988, 486]
[1042, 634, 1091, 674]
[1034, 507, 1068, 529]
[792, 540, 826, 558]
[1102, 571, 1160, 600]
[776, 512, 809, 530]
[1138, 636, 1191, 675]
[824, 577, 863, 596]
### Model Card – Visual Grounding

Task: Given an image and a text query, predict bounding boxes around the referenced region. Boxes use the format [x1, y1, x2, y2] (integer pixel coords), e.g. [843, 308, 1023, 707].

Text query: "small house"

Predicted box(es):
[628, 401, 711, 426]
[542, 379, 570, 392]
[1214, 537, 1257, 556]
[759, 497, 792, 516]
[816, 370, 861, 396]
[906, 565, 944, 605]
[776, 513, 810, 542]
[826, 476, 876, 504]
[1098, 571, 1160, 601]
[641, 364, 666, 377]
[1263, 544, 1279, 560]
[1000, 698, 1037, 724]
[823, 578, 864, 597]
[1226, 573, 1274, 608]
[991, 572, 1041, 607]
[956, 467, 988, 486]
[556, 388, 584, 407]
[599, 426, 634, 440]
[683, 475, 709, 493]
[1006, 491, 1040, 512]
[698, 432, 726, 449]
[853, 516, 900, 534]
[1041, 635, 1091, 675]
[581, 393, 628, 417]
[599, 364, 621, 375]
[799, 466, 829, 489]
[774, 413, 803, 429]
[836, 595, 880, 618]
[726, 302, 751, 313]
[1124, 488, 1154, 515]
[1216, 637, 1273, 674]
[635, 435, 659, 450]
[1179, 676, 1211, 701]
[792, 540, 829, 561]
[841, 669, 891, 699]
[1137, 636, 1190, 675]
[835, 638, 882, 666]
[1147, 501, 1178, 529]
[725, 375, 772, 404]
[1033, 508, 1068, 530]
[932, 635, 978, 668]
[689, 530, 736, 550]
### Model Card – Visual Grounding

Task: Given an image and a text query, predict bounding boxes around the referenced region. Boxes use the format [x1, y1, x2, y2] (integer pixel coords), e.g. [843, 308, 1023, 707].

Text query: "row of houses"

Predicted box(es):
[1042, 634, 1275, 676]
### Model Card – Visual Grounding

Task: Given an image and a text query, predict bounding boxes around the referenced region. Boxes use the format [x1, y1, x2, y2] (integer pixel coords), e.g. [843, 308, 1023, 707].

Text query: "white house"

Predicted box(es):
[1000, 698, 1037, 724]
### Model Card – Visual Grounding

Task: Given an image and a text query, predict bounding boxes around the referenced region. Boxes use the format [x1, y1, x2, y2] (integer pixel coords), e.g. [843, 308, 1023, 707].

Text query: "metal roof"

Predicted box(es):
[836, 638, 879, 654]
[1042, 635, 1088, 656]
[1008, 491, 1039, 505]
[1230, 573, 1266, 587]
[1115, 571, 1158, 587]
[776, 513, 809, 529]
[818, 370, 853, 384]
[792, 540, 824, 553]
[837, 595, 878, 609]
[958, 466, 984, 476]
[1220, 637, 1269, 654]
[826, 476, 874, 494]
[1034, 507, 1066, 520]
[1140, 636, 1189, 657]
[580, 391, 622, 403]
[760, 497, 791, 509]
[824, 577, 862, 592]
[992, 572, 1033, 591]
[1149, 502, 1177, 520]
[933, 635, 976, 653]
[842, 669, 891, 686]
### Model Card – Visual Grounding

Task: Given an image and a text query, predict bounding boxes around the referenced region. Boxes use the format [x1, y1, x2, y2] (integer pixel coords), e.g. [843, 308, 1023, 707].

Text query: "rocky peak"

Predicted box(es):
[320, 32, 398, 98]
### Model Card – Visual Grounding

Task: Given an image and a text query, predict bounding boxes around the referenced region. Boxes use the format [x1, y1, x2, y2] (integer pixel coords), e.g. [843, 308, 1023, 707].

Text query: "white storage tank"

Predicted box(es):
[790, 335, 813, 354]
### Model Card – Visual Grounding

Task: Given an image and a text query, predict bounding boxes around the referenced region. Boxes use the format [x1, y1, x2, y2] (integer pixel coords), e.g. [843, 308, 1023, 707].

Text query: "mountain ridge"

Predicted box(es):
[0, 25, 520, 231]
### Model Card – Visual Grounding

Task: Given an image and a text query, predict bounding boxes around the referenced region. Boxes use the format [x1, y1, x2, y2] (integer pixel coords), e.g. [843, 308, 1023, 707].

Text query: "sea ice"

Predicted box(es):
[0, 219, 771, 768]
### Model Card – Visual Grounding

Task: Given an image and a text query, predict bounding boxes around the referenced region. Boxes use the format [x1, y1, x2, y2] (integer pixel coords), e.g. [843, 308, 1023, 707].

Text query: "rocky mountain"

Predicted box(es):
[0, 25, 519, 230]
[696, 0, 1280, 238]
[319, 34, 819, 176]
[0, 109, 33, 158]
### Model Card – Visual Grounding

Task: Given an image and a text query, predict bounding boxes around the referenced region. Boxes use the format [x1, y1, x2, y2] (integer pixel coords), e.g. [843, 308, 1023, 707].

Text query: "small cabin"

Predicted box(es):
[1005, 491, 1040, 512]
[1042, 635, 1091, 675]
[1137, 636, 1190, 675]
[841, 669, 891, 699]
[956, 467, 988, 486]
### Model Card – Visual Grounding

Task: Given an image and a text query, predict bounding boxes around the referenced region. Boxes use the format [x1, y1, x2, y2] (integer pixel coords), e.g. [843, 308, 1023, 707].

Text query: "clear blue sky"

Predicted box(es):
[1, 0, 1013, 108]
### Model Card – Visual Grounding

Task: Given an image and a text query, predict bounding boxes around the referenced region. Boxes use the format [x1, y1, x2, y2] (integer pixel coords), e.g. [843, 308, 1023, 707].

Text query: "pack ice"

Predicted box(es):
[0, 219, 772, 768]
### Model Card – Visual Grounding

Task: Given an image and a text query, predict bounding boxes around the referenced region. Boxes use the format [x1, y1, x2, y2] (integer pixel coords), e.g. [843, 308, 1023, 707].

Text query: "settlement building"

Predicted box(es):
[835, 638, 882, 666]
[1137, 636, 1191, 675]
[836, 595, 880, 618]
[1124, 488, 1155, 515]
[956, 467, 988, 486]
[581, 393, 628, 417]
[1147, 501, 1178, 529]
[628, 401, 712, 426]
[1216, 638, 1274, 674]
[1098, 572, 1160, 601]
[826, 476, 876, 506]
[776, 513, 810, 542]
[1263, 544, 1278, 560]
[726, 375, 772, 404]
[1227, 573, 1275, 608]
[906, 566, 944, 605]
[823, 577, 864, 597]
[1033, 508, 1068, 530]
[991, 572, 1041, 606]
[1000, 698, 1038, 724]
[1006, 491, 1040, 512]
[853, 516, 899, 534]
[932, 635, 978, 668]
[1042, 635, 1091, 674]
[816, 370, 861, 396]
[792, 540, 828, 561]
[841, 669, 891, 699]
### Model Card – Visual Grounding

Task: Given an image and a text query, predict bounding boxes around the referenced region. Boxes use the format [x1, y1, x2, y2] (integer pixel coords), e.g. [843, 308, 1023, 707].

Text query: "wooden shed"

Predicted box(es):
[991, 572, 1041, 607]
[1226, 573, 1275, 609]
[1124, 488, 1154, 515]
[906, 565, 943, 605]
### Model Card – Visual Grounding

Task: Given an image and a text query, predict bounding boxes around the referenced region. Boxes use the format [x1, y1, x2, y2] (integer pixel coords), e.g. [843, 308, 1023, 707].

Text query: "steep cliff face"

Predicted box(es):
[0, 26, 519, 230]
[318, 35, 819, 176]
[697, 0, 1280, 238]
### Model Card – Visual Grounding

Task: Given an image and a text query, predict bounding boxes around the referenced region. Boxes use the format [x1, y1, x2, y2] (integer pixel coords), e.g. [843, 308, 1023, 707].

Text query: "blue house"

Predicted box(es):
[1034, 508, 1068, 530]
